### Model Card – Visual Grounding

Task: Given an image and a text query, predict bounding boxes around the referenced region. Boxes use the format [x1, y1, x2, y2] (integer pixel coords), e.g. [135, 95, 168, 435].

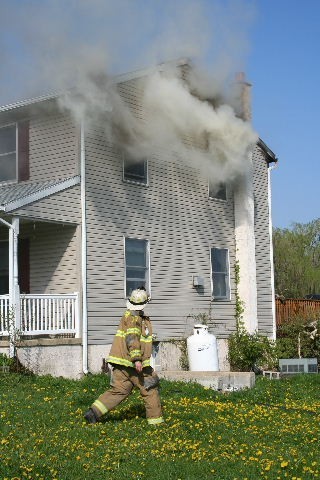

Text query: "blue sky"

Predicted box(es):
[247, 1, 320, 229]
[0, 0, 319, 229]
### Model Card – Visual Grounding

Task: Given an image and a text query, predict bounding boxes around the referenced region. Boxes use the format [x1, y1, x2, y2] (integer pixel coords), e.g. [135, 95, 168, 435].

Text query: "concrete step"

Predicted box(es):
[158, 370, 255, 391]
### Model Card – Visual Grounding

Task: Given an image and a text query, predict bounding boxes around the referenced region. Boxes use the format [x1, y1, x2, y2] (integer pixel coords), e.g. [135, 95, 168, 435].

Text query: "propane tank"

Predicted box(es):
[187, 324, 219, 371]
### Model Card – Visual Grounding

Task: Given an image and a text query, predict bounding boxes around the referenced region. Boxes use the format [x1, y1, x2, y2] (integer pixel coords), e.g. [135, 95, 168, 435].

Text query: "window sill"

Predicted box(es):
[123, 179, 149, 187]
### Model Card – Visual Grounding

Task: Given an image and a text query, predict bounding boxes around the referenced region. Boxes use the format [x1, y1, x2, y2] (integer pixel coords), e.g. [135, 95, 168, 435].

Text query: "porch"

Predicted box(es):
[0, 293, 80, 338]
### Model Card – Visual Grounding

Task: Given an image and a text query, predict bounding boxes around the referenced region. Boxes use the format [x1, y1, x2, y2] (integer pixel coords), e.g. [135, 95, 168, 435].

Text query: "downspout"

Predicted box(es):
[80, 121, 88, 374]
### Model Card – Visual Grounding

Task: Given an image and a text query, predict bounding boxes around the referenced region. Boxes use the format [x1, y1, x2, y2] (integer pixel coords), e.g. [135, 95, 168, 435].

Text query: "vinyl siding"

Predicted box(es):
[13, 185, 81, 224]
[85, 118, 237, 344]
[22, 222, 79, 294]
[252, 146, 274, 335]
[0, 221, 79, 295]
[29, 113, 79, 181]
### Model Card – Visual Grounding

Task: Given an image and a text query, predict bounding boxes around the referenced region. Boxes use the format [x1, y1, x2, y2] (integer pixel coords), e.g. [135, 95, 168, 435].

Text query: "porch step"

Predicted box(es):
[158, 370, 255, 391]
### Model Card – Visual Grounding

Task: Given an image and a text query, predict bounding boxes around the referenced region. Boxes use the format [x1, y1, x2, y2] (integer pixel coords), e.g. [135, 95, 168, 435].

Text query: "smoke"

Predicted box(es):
[0, 0, 258, 184]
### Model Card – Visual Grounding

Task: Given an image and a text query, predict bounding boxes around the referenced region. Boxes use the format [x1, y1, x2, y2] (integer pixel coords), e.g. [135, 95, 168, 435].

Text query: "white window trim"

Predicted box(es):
[123, 236, 151, 298]
[122, 153, 149, 186]
[0, 122, 18, 185]
[210, 247, 231, 301]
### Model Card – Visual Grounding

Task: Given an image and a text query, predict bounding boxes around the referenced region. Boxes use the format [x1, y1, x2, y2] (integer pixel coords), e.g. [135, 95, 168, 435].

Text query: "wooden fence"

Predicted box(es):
[276, 298, 320, 326]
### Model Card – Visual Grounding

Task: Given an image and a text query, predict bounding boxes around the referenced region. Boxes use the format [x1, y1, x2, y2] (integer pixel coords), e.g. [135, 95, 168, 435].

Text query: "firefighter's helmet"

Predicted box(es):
[126, 287, 150, 311]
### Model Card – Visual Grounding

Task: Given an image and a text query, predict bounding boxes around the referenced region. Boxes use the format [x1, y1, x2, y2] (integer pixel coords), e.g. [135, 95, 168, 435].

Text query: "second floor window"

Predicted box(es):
[211, 247, 230, 300]
[209, 181, 227, 201]
[0, 124, 16, 183]
[125, 238, 150, 296]
[0, 122, 29, 183]
[123, 155, 148, 185]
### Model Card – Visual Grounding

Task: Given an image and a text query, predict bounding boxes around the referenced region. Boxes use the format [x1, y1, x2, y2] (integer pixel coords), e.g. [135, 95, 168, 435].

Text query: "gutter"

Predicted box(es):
[80, 121, 88, 374]
[257, 138, 278, 165]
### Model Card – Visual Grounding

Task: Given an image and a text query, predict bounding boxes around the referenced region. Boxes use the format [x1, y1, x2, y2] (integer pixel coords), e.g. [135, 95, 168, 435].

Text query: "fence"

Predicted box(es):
[276, 298, 320, 326]
[0, 293, 80, 337]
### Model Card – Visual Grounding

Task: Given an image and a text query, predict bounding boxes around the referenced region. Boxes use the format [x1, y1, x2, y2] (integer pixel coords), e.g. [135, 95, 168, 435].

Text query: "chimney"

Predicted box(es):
[233, 72, 252, 122]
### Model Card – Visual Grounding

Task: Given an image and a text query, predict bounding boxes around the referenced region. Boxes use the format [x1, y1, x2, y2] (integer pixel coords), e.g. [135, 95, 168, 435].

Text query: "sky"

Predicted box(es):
[0, 0, 319, 229]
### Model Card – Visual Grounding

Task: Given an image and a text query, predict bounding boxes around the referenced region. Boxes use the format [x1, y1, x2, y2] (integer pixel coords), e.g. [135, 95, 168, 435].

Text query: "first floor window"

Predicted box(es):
[209, 181, 227, 201]
[0, 124, 16, 183]
[211, 247, 230, 300]
[123, 155, 148, 184]
[125, 238, 149, 296]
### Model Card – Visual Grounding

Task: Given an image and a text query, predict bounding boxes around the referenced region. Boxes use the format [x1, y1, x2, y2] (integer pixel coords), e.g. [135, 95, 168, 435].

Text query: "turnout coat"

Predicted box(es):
[107, 310, 153, 368]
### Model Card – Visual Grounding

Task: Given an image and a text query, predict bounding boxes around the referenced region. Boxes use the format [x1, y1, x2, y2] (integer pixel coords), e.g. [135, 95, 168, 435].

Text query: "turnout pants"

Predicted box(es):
[91, 366, 164, 425]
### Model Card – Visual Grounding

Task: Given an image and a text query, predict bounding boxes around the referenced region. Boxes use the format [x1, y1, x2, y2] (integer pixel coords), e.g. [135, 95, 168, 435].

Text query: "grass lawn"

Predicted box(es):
[0, 372, 319, 480]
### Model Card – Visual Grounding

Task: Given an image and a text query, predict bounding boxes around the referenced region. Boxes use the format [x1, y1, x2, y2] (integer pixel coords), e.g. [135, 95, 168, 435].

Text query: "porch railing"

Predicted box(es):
[0, 293, 80, 338]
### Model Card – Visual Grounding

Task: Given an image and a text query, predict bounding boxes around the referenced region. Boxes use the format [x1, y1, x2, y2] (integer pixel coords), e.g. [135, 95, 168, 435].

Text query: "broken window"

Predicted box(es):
[123, 155, 148, 185]
[209, 181, 227, 201]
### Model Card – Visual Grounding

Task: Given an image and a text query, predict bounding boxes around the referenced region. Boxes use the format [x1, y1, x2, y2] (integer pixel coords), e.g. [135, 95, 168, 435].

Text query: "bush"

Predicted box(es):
[276, 316, 320, 360]
[228, 328, 277, 372]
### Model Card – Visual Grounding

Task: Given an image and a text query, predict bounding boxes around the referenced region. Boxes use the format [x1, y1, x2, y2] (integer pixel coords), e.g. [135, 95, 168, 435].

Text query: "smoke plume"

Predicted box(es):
[0, 0, 258, 184]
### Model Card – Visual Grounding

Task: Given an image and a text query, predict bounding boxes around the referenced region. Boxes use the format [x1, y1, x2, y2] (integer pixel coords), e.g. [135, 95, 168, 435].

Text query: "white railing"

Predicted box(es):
[0, 293, 80, 337]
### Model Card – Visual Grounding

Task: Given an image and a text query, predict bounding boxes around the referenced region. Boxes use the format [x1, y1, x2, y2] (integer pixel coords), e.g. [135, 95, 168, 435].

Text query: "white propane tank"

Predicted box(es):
[187, 324, 219, 371]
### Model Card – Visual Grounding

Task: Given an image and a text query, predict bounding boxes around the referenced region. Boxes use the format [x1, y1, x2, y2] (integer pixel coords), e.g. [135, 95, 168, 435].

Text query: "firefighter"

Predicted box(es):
[84, 287, 164, 425]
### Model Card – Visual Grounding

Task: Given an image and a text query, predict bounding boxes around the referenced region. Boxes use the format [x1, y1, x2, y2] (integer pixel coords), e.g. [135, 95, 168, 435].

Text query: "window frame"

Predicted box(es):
[0, 122, 17, 185]
[208, 180, 227, 201]
[210, 247, 231, 301]
[122, 154, 148, 186]
[124, 237, 151, 298]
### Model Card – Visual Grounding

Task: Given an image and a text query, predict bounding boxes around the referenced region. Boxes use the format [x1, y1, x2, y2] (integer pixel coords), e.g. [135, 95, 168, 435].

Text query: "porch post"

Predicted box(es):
[8, 217, 20, 356]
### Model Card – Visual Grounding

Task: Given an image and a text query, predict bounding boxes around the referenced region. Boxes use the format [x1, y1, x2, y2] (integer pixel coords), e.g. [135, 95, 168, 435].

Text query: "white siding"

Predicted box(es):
[22, 222, 80, 294]
[29, 113, 79, 181]
[13, 186, 81, 224]
[84, 122, 237, 344]
[252, 146, 274, 335]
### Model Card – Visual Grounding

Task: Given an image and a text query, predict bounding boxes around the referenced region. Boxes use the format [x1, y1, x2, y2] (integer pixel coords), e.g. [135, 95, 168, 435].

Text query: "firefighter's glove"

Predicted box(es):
[135, 361, 143, 373]
[144, 373, 160, 391]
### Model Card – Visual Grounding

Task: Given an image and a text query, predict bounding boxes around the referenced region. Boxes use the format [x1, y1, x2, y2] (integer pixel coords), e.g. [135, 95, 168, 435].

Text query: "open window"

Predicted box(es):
[123, 155, 148, 185]
[0, 122, 29, 183]
[125, 238, 150, 297]
[211, 247, 230, 300]
[209, 181, 227, 201]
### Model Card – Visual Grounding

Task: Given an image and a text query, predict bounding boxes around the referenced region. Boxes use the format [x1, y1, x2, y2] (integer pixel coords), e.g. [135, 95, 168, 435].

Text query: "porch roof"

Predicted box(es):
[0, 175, 80, 213]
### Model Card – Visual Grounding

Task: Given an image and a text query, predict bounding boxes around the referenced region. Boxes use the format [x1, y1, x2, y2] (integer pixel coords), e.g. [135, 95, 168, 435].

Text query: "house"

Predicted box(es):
[0, 61, 277, 378]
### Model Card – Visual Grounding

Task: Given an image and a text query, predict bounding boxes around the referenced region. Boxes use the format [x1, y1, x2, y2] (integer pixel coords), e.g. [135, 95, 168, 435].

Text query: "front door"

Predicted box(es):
[0, 239, 30, 294]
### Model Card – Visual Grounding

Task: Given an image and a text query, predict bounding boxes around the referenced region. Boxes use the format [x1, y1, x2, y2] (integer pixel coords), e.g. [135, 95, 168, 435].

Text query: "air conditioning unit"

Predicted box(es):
[279, 358, 318, 374]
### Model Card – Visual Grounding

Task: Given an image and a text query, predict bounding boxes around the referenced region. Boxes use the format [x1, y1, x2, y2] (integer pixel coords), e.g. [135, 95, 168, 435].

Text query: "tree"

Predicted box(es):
[273, 218, 320, 298]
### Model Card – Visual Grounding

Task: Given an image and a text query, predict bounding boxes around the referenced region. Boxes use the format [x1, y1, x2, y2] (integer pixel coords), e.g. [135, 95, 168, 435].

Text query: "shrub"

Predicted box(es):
[276, 316, 320, 360]
[228, 326, 277, 372]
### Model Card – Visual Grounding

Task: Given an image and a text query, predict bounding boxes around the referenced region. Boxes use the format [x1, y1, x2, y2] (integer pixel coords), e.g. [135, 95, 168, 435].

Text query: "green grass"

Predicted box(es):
[0, 373, 319, 480]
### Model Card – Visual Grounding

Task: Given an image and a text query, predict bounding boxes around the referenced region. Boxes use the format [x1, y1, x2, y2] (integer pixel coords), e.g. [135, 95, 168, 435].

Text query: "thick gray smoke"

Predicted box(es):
[0, 0, 258, 185]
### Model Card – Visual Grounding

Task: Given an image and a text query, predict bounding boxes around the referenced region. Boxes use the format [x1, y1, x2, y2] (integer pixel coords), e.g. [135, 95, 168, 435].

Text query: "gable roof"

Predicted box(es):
[0, 59, 189, 115]
[0, 175, 80, 213]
